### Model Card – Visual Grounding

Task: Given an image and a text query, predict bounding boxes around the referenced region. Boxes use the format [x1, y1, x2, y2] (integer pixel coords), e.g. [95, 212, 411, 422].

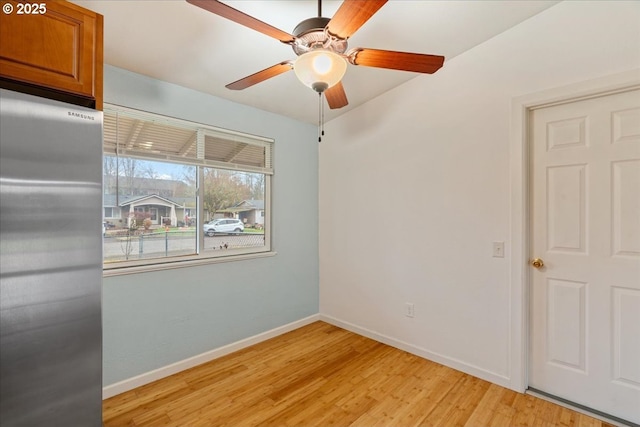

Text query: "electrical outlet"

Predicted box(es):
[405, 303, 415, 318]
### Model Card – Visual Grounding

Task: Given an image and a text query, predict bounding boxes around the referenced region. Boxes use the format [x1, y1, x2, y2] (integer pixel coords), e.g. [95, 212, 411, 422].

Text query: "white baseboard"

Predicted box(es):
[102, 314, 321, 399]
[319, 314, 512, 390]
[103, 313, 512, 400]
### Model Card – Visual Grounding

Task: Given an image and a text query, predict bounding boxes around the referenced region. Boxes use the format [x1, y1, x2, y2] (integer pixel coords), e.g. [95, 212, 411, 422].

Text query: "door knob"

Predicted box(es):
[531, 258, 544, 269]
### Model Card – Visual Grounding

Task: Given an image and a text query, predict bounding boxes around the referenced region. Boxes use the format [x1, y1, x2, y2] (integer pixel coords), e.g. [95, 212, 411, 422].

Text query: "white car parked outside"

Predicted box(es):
[203, 218, 244, 236]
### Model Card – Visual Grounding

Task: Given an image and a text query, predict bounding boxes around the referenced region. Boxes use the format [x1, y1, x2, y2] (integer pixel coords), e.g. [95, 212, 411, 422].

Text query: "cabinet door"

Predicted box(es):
[0, 0, 103, 109]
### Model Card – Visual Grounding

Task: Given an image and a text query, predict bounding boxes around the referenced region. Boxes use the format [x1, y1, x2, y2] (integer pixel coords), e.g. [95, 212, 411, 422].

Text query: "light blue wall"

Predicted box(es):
[102, 66, 319, 386]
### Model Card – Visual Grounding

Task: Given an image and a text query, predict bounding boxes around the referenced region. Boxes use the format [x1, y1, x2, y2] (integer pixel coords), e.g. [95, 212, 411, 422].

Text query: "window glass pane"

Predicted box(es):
[102, 106, 272, 270]
[202, 167, 266, 252]
[103, 155, 197, 263]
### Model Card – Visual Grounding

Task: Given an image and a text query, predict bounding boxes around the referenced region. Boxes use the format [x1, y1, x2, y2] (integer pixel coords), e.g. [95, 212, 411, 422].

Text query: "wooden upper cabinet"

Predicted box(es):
[0, 0, 103, 110]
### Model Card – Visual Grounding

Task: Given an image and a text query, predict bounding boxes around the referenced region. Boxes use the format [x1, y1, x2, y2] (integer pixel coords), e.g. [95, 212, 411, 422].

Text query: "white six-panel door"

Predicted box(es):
[529, 88, 640, 424]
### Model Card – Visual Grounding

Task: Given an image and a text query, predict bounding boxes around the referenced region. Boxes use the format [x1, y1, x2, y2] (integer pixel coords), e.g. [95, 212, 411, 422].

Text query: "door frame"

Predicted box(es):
[508, 69, 640, 392]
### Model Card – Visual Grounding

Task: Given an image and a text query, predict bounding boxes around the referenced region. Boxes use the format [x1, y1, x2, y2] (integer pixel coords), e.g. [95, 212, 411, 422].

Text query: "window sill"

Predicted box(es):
[103, 250, 277, 277]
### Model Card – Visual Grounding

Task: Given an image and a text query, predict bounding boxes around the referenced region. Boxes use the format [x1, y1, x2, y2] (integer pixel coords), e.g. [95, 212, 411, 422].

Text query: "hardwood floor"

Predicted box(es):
[103, 321, 614, 426]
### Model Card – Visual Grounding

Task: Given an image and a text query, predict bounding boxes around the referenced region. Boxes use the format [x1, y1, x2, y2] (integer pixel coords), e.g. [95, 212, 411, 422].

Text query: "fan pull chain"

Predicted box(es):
[318, 92, 323, 142]
[321, 92, 325, 138]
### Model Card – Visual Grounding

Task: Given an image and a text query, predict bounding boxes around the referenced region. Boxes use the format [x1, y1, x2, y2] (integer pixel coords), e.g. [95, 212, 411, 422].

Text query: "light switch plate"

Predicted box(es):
[493, 242, 505, 258]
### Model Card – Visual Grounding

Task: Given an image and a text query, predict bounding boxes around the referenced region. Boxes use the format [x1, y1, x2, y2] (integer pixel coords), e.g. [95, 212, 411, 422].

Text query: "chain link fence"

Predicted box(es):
[103, 230, 265, 262]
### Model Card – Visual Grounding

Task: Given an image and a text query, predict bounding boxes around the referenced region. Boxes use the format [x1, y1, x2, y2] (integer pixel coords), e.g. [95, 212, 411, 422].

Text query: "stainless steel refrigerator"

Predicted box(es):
[0, 88, 103, 426]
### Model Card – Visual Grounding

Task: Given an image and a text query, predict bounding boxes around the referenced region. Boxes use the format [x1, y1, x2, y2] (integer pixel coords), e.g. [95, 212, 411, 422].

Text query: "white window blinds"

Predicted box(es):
[103, 107, 273, 175]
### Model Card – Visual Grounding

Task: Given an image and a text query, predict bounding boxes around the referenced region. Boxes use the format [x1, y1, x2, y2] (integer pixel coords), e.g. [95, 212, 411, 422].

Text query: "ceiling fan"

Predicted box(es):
[186, 0, 445, 110]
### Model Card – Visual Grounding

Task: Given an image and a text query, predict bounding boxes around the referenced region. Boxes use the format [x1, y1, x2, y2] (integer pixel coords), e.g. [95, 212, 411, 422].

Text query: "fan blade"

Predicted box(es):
[349, 48, 444, 74]
[226, 62, 293, 90]
[326, 0, 387, 40]
[325, 81, 348, 109]
[187, 0, 295, 44]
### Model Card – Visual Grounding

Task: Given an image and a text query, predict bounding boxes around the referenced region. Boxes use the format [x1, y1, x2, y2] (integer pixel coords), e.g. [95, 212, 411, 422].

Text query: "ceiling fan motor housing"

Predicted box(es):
[292, 17, 348, 56]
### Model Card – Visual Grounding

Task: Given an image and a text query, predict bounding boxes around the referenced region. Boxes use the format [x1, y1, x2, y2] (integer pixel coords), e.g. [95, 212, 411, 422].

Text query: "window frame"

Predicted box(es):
[104, 207, 117, 219]
[102, 104, 274, 276]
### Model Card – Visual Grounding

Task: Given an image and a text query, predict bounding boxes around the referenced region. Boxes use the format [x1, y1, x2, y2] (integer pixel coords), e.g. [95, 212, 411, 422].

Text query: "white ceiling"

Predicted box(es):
[73, 0, 559, 124]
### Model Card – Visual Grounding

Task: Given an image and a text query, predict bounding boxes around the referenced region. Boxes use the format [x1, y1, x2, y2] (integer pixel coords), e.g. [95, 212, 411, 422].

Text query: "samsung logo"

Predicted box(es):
[68, 111, 96, 121]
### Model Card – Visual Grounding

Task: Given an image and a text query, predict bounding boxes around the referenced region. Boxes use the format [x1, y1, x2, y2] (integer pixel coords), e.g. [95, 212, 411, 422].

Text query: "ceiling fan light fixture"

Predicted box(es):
[293, 50, 347, 93]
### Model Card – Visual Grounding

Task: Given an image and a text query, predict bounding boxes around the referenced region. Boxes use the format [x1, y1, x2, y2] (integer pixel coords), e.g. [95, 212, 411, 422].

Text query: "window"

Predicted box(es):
[102, 106, 273, 271]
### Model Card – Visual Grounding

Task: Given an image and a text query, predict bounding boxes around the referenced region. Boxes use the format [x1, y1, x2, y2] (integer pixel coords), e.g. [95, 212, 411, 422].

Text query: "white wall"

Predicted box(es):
[319, 0, 640, 390]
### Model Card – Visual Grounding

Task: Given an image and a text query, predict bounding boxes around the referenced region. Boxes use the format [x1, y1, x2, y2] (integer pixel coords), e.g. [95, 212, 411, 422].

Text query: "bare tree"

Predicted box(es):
[118, 157, 138, 195]
[141, 163, 160, 180]
[103, 155, 119, 195]
[249, 173, 265, 200]
[120, 213, 138, 260]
